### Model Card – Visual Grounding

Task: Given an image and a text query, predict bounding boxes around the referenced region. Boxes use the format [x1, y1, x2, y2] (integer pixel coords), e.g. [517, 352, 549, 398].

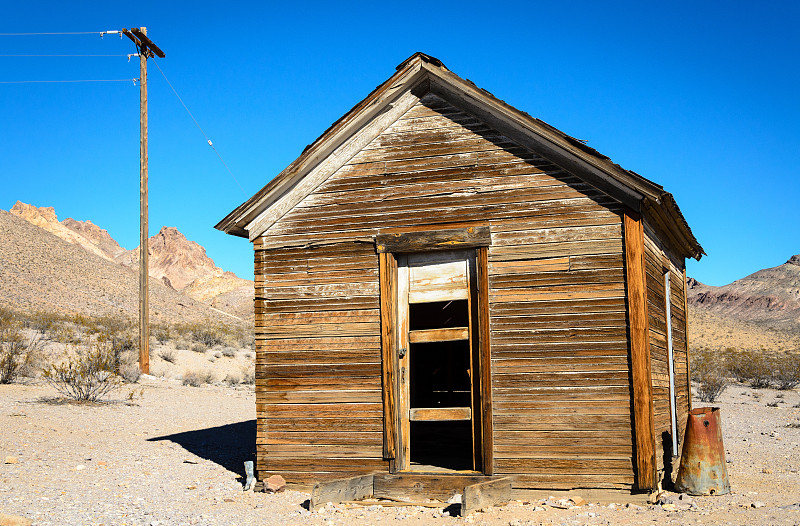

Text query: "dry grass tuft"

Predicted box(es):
[182, 369, 214, 387]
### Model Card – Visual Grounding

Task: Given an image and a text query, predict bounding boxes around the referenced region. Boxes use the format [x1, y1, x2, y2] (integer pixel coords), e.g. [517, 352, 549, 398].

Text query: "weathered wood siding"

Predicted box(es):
[254, 241, 386, 483]
[643, 223, 689, 472]
[255, 92, 635, 488]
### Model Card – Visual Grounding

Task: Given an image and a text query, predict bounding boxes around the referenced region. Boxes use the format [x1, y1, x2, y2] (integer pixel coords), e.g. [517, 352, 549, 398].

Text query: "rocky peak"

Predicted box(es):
[10, 201, 58, 225]
[788, 254, 800, 267]
[62, 217, 126, 259]
[117, 226, 228, 292]
[9, 201, 116, 261]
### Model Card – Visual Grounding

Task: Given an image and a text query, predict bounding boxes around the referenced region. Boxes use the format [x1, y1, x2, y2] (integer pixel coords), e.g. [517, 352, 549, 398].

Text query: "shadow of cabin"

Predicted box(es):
[214, 52, 704, 500]
[148, 419, 256, 480]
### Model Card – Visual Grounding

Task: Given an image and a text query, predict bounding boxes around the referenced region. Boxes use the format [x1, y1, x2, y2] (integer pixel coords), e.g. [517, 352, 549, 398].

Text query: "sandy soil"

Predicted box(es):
[1, 378, 799, 526]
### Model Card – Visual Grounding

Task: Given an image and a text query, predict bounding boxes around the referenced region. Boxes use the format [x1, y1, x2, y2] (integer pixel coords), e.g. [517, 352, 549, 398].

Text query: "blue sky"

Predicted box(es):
[2, 1, 797, 286]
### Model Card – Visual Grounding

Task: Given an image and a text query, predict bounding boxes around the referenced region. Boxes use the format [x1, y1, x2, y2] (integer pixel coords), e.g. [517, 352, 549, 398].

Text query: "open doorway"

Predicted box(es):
[396, 250, 482, 472]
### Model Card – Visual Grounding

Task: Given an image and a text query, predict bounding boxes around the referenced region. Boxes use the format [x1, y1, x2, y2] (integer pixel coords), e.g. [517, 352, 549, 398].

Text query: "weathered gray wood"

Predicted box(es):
[372, 473, 493, 501]
[461, 476, 513, 515]
[376, 226, 491, 253]
[246, 89, 423, 240]
[310, 474, 376, 511]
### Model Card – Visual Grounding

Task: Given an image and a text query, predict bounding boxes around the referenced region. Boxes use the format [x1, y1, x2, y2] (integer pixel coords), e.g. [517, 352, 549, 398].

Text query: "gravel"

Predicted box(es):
[2, 378, 799, 525]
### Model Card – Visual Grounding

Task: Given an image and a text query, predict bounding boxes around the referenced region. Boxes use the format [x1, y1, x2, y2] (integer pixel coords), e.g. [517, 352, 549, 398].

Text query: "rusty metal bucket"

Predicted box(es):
[675, 406, 730, 495]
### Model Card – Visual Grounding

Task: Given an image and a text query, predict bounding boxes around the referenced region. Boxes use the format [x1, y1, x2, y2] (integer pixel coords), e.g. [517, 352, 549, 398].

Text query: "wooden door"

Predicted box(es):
[396, 250, 482, 472]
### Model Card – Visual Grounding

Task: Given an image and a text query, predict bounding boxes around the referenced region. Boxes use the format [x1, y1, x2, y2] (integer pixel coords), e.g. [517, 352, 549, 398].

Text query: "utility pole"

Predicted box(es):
[122, 27, 165, 375]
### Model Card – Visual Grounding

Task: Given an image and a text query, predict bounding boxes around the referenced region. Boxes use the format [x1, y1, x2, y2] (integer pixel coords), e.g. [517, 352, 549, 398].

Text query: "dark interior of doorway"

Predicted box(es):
[408, 300, 475, 471]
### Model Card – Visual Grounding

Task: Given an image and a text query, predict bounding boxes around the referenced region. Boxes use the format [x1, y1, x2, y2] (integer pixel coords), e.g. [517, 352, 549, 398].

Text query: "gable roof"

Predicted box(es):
[216, 52, 704, 260]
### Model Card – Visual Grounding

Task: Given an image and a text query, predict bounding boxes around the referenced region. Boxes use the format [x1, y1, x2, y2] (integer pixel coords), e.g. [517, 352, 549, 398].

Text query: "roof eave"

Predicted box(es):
[214, 56, 431, 236]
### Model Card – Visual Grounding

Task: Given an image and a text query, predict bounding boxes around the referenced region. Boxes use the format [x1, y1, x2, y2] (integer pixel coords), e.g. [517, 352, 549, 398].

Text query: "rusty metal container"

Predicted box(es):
[675, 406, 730, 495]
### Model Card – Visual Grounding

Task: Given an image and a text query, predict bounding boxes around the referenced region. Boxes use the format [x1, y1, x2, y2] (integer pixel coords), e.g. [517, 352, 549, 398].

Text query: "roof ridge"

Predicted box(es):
[396, 52, 447, 71]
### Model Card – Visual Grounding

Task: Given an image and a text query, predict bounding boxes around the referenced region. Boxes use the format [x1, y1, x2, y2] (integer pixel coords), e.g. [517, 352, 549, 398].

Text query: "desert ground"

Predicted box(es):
[2, 375, 799, 526]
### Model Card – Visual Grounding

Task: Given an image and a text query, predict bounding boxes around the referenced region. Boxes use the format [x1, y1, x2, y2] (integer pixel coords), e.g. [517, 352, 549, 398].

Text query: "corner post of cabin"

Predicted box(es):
[623, 210, 657, 491]
[378, 251, 399, 469]
[682, 267, 691, 412]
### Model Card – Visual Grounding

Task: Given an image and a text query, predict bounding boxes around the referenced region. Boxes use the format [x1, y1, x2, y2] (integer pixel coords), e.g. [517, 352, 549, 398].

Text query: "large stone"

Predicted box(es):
[265, 474, 286, 493]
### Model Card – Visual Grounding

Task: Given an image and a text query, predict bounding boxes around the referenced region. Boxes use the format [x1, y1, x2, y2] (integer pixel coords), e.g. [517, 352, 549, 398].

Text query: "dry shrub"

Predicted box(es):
[773, 353, 800, 390]
[24, 310, 62, 337]
[182, 369, 214, 387]
[42, 343, 121, 401]
[175, 339, 190, 350]
[238, 331, 255, 350]
[224, 372, 241, 386]
[723, 349, 766, 388]
[152, 324, 172, 345]
[119, 362, 141, 383]
[221, 347, 237, 358]
[192, 328, 224, 348]
[0, 308, 43, 383]
[240, 366, 255, 385]
[691, 348, 729, 402]
[190, 343, 207, 354]
[159, 348, 177, 364]
[724, 349, 799, 389]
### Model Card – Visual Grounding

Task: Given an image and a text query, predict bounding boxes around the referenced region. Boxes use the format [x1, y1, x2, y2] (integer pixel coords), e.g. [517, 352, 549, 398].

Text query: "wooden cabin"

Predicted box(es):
[216, 53, 704, 496]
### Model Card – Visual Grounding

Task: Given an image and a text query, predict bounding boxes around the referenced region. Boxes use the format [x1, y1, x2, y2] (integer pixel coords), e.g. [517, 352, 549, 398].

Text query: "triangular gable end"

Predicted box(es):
[216, 53, 703, 260]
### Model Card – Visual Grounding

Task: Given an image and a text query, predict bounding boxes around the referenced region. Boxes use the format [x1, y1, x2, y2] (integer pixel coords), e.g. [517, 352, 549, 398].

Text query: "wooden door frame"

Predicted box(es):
[377, 227, 493, 475]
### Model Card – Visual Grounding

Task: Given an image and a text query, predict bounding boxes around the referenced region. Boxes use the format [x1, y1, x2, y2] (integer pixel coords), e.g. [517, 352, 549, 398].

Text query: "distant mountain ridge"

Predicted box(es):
[688, 255, 800, 328]
[687, 254, 800, 351]
[0, 209, 231, 324]
[8, 201, 253, 322]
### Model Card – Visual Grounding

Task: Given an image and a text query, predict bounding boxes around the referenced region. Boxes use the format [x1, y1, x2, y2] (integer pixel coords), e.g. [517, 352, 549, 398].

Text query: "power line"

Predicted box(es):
[0, 54, 128, 57]
[0, 31, 107, 36]
[0, 78, 138, 84]
[150, 58, 247, 196]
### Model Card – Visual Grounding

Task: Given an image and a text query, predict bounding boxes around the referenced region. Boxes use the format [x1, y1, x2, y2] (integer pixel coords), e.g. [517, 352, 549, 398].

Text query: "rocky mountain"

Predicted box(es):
[687, 255, 800, 351]
[117, 226, 254, 320]
[10, 201, 124, 262]
[0, 209, 234, 325]
[8, 202, 254, 322]
[688, 255, 800, 327]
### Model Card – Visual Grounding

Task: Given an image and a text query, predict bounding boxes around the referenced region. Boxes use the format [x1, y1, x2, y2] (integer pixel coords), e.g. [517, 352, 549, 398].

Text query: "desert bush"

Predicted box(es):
[175, 339, 190, 350]
[182, 369, 214, 387]
[1, 308, 44, 383]
[240, 366, 255, 385]
[96, 327, 135, 356]
[159, 348, 177, 364]
[224, 372, 241, 386]
[691, 348, 728, 403]
[723, 349, 774, 389]
[118, 362, 141, 383]
[192, 328, 224, 348]
[24, 310, 62, 337]
[237, 331, 255, 350]
[723, 349, 799, 390]
[190, 343, 207, 354]
[42, 343, 121, 401]
[152, 324, 172, 345]
[773, 353, 800, 390]
[221, 347, 237, 358]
